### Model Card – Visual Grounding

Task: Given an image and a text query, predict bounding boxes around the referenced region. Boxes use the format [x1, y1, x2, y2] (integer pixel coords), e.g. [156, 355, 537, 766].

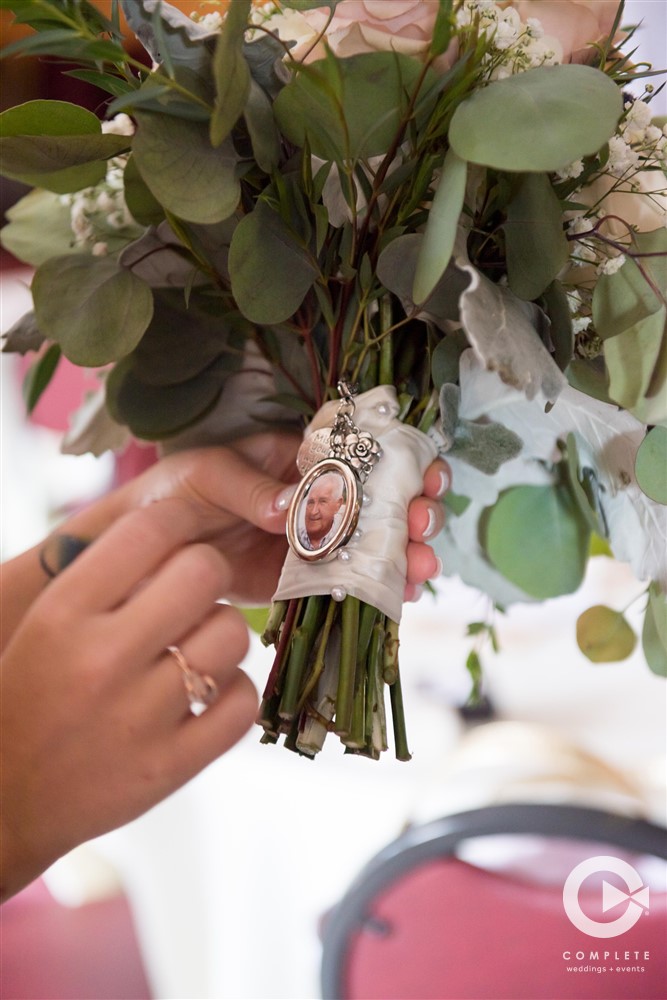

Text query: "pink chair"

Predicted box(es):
[320, 803, 667, 1000]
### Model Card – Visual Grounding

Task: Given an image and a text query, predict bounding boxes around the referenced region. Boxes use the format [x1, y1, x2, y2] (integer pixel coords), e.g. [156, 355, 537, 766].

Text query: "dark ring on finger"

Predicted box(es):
[39, 534, 90, 580]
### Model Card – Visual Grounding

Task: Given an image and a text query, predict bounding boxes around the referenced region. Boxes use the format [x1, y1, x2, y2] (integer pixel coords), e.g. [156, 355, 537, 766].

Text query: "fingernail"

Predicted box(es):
[274, 485, 297, 512]
[429, 557, 443, 580]
[436, 469, 451, 497]
[423, 507, 437, 539]
[409, 585, 424, 603]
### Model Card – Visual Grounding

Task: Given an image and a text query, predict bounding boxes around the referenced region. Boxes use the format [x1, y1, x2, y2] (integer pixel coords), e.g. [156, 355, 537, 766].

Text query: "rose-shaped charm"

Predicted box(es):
[342, 430, 382, 476]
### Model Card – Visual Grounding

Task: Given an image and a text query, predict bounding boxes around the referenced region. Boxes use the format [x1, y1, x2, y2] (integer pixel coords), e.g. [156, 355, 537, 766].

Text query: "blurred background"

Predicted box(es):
[1, 3, 665, 999]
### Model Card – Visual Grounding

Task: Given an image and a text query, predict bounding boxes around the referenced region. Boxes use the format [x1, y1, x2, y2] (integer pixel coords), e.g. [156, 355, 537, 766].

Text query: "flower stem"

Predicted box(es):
[335, 596, 360, 737]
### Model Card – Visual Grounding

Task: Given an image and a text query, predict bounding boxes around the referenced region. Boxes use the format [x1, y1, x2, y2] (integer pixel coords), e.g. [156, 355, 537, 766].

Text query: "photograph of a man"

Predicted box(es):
[298, 471, 347, 551]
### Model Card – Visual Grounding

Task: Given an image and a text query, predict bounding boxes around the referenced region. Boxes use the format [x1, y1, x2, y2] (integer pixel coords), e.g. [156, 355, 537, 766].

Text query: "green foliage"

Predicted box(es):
[274, 51, 431, 162]
[642, 584, 667, 676]
[483, 485, 590, 598]
[22, 343, 61, 414]
[32, 255, 153, 366]
[106, 355, 225, 439]
[450, 64, 623, 171]
[1, 189, 82, 266]
[635, 427, 667, 504]
[413, 149, 467, 304]
[504, 173, 569, 301]
[132, 112, 239, 224]
[210, 0, 251, 147]
[576, 605, 637, 662]
[229, 200, 319, 324]
[0, 101, 129, 193]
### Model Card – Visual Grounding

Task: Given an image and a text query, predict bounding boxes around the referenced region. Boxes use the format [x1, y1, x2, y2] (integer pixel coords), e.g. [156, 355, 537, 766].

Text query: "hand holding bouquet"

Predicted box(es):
[1, 0, 666, 759]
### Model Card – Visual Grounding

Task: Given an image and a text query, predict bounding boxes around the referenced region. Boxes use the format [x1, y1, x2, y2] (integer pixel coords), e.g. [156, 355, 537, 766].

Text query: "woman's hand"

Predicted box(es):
[115, 433, 451, 605]
[0, 500, 257, 902]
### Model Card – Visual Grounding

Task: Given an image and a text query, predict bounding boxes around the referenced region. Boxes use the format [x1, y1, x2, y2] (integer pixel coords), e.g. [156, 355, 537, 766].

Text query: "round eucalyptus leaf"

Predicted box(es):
[133, 112, 239, 224]
[32, 255, 153, 366]
[106, 356, 224, 439]
[576, 605, 637, 663]
[635, 426, 667, 504]
[229, 201, 318, 324]
[484, 485, 590, 598]
[274, 52, 428, 162]
[0, 100, 129, 193]
[449, 65, 622, 171]
[123, 154, 165, 226]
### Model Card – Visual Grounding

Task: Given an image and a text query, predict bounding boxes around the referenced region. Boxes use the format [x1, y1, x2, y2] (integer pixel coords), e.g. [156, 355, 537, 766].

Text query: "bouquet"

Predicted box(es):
[1, 0, 666, 760]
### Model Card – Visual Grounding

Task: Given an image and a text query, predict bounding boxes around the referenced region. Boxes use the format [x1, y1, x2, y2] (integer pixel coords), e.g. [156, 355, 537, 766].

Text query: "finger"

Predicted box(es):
[405, 541, 442, 586]
[151, 604, 251, 723]
[422, 459, 452, 500]
[137, 442, 300, 539]
[51, 500, 201, 613]
[117, 543, 234, 661]
[404, 583, 424, 603]
[407, 496, 445, 543]
[166, 669, 258, 782]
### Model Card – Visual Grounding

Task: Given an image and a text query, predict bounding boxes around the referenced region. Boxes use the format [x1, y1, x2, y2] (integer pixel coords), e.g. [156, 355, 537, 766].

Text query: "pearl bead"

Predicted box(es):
[338, 550, 351, 562]
[363, 493, 372, 506]
[352, 529, 363, 541]
[377, 403, 390, 416]
[331, 586, 347, 602]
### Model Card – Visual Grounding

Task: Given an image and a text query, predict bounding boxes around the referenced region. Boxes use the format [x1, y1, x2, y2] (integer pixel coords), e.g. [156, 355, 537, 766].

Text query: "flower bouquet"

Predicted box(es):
[1, 0, 666, 760]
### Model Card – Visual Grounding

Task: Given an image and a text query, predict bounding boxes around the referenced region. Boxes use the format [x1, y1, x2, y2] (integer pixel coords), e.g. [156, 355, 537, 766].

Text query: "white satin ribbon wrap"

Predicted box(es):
[273, 386, 438, 623]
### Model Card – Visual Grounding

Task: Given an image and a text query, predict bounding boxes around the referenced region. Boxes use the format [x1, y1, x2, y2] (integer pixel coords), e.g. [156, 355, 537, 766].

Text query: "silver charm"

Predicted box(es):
[286, 382, 381, 562]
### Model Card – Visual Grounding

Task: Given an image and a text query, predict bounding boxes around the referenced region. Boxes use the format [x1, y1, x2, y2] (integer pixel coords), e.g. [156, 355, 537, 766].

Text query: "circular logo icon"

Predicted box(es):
[563, 855, 650, 938]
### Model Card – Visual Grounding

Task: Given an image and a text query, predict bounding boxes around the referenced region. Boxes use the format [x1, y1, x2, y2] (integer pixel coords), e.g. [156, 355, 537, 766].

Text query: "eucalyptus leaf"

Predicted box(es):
[229, 201, 318, 324]
[542, 281, 574, 372]
[604, 308, 667, 421]
[576, 605, 637, 662]
[484, 484, 590, 598]
[504, 173, 569, 301]
[564, 432, 604, 535]
[635, 427, 667, 504]
[244, 78, 281, 173]
[128, 289, 242, 386]
[377, 233, 469, 329]
[241, 607, 270, 634]
[274, 52, 429, 162]
[593, 229, 667, 338]
[210, 0, 251, 148]
[642, 583, 667, 676]
[120, 225, 199, 287]
[413, 149, 467, 304]
[32, 256, 154, 366]
[0, 100, 129, 193]
[449, 65, 622, 171]
[431, 332, 468, 389]
[106, 354, 225, 439]
[123, 153, 165, 227]
[0, 188, 81, 267]
[133, 111, 239, 224]
[243, 35, 290, 97]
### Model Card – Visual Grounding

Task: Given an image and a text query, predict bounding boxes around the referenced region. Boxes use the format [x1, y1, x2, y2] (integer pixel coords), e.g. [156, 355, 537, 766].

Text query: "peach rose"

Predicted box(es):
[269, 0, 456, 69]
[500, 1, 622, 64]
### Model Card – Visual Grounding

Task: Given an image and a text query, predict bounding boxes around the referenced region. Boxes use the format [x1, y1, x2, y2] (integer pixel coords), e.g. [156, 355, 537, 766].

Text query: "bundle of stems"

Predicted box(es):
[258, 595, 410, 760]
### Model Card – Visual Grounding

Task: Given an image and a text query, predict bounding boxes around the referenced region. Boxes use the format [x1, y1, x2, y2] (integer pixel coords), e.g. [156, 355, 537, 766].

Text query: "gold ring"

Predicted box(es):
[166, 645, 219, 716]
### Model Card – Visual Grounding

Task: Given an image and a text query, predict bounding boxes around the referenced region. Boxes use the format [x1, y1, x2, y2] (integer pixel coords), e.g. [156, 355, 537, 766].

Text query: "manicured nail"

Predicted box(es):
[429, 557, 443, 580]
[436, 469, 451, 497]
[274, 485, 297, 512]
[409, 585, 424, 603]
[423, 507, 437, 540]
